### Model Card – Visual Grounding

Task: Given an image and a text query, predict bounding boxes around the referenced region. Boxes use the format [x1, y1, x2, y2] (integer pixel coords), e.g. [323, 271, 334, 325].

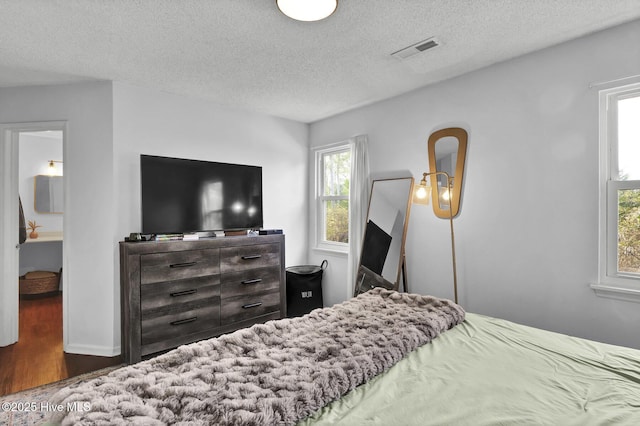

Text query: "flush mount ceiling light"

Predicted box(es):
[276, 0, 338, 22]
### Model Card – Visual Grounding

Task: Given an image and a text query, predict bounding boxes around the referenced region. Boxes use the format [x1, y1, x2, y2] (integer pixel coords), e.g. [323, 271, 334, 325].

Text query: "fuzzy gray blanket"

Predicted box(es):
[47, 288, 465, 425]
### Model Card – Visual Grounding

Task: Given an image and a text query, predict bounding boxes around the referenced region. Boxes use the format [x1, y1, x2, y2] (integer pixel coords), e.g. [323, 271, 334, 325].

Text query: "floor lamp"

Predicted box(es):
[413, 171, 458, 304]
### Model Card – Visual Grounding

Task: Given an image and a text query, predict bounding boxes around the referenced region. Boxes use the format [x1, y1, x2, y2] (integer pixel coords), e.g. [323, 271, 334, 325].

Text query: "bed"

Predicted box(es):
[47, 288, 640, 425]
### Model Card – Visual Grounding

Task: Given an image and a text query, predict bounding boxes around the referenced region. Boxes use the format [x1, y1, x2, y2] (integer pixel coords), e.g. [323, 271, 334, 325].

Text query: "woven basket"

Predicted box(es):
[19, 271, 60, 295]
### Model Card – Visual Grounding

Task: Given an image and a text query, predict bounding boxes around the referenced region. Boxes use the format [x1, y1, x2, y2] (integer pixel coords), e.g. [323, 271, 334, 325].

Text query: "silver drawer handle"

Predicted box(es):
[241, 278, 262, 285]
[241, 255, 262, 260]
[170, 289, 197, 297]
[242, 302, 262, 309]
[169, 261, 197, 268]
[170, 316, 197, 326]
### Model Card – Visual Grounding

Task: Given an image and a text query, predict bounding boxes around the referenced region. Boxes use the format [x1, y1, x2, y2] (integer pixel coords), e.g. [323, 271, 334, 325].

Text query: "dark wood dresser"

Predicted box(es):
[119, 234, 285, 364]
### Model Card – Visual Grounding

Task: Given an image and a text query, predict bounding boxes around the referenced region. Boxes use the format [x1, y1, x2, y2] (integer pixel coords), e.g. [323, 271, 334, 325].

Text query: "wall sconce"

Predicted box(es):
[276, 0, 338, 22]
[48, 160, 63, 176]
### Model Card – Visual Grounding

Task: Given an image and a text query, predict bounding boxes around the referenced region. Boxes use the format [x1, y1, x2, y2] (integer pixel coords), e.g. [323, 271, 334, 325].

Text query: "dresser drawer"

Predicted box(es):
[220, 243, 280, 273]
[141, 303, 220, 345]
[220, 291, 281, 325]
[141, 276, 220, 313]
[221, 266, 281, 299]
[141, 249, 219, 284]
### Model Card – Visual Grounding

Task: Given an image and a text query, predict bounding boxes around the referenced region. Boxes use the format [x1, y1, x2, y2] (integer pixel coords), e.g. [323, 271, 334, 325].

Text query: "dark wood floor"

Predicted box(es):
[0, 293, 122, 396]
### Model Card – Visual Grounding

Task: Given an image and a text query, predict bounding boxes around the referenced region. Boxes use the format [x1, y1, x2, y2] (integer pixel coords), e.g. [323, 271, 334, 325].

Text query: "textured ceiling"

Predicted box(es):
[1, 1, 640, 123]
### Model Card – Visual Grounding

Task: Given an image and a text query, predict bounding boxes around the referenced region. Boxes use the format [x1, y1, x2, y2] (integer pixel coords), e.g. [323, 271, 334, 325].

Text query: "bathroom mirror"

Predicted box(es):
[34, 175, 63, 214]
[354, 177, 414, 296]
[428, 128, 468, 219]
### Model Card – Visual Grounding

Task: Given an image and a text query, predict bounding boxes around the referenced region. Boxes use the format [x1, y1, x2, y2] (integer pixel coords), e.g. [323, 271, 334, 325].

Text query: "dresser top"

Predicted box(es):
[120, 234, 284, 255]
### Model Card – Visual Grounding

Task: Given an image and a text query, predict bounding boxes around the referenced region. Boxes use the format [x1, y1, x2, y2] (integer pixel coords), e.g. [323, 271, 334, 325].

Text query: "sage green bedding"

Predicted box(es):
[300, 313, 640, 425]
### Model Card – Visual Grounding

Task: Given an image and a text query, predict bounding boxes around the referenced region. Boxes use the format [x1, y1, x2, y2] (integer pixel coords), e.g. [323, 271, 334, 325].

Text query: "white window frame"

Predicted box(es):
[593, 83, 640, 302]
[314, 143, 352, 253]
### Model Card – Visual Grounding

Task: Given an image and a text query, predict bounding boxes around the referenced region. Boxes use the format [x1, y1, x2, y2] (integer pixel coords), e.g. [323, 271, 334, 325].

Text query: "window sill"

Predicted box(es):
[313, 246, 349, 256]
[590, 283, 640, 303]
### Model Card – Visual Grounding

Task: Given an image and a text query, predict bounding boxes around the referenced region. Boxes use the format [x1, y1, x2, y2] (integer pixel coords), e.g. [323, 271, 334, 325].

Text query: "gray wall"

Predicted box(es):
[1, 81, 309, 355]
[0, 82, 115, 354]
[309, 19, 640, 349]
[112, 83, 309, 269]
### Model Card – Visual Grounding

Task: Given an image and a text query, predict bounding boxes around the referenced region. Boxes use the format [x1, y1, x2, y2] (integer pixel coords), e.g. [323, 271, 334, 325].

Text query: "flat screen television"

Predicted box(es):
[141, 155, 263, 235]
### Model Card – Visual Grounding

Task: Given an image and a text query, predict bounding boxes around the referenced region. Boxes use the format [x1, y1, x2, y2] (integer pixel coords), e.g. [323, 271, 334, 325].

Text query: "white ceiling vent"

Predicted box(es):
[391, 38, 440, 60]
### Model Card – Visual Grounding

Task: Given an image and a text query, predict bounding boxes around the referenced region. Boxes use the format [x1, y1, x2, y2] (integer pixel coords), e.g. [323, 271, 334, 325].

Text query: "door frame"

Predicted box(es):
[0, 121, 67, 347]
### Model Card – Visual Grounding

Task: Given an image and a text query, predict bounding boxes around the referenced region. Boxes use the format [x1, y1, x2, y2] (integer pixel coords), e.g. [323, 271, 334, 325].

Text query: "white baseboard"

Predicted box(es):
[64, 343, 121, 357]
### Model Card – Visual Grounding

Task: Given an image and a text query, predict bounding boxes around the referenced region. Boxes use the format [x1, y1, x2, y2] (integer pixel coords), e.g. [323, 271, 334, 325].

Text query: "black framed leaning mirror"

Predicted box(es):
[354, 177, 414, 296]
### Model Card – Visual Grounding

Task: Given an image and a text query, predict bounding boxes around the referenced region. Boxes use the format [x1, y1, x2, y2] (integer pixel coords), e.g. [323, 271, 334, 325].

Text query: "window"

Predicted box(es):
[597, 83, 640, 296]
[316, 144, 352, 251]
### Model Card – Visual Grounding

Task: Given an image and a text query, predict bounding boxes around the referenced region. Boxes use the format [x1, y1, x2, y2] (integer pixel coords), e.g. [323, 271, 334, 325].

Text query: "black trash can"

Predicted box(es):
[286, 260, 327, 318]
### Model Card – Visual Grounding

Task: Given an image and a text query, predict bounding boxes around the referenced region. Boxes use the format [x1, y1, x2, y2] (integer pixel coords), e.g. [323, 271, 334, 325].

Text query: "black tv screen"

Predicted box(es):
[141, 155, 263, 234]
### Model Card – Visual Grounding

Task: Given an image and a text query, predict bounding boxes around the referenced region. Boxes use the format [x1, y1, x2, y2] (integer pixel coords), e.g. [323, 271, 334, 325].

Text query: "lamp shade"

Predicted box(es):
[412, 173, 431, 205]
[276, 0, 338, 22]
[438, 184, 451, 207]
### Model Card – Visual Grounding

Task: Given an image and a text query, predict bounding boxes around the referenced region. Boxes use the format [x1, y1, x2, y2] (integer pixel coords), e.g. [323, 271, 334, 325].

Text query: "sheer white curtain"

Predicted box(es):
[347, 135, 370, 297]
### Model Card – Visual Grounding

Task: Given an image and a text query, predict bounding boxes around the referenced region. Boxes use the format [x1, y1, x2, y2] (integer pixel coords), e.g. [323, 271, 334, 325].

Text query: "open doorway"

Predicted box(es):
[0, 124, 121, 396]
[0, 127, 66, 395]
[18, 131, 64, 280]
[15, 131, 65, 391]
